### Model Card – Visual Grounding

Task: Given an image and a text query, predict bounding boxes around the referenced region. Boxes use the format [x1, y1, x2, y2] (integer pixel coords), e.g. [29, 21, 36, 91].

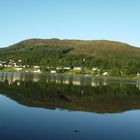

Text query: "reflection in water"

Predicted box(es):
[0, 72, 108, 87]
[0, 72, 140, 113]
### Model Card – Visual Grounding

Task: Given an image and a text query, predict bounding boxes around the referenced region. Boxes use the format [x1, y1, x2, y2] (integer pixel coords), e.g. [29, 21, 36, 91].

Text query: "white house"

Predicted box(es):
[22, 66, 26, 68]
[4, 64, 7, 67]
[83, 58, 86, 61]
[7, 65, 12, 68]
[50, 70, 56, 74]
[2, 61, 6, 64]
[33, 69, 41, 73]
[73, 67, 83, 71]
[102, 72, 108, 76]
[33, 66, 40, 69]
[13, 63, 17, 66]
[56, 67, 62, 70]
[63, 67, 71, 70]
[18, 60, 22, 62]
[15, 67, 22, 71]
[10, 59, 14, 62]
[92, 67, 98, 71]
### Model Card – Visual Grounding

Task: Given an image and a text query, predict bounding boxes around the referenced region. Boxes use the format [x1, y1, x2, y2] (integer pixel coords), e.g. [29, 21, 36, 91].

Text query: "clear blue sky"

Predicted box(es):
[0, 0, 140, 47]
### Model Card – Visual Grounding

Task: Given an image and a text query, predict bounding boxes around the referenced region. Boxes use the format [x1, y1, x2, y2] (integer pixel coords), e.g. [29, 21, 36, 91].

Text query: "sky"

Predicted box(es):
[0, 0, 140, 47]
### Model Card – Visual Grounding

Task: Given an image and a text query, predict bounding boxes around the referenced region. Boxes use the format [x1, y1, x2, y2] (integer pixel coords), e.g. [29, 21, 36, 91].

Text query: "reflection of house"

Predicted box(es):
[0, 73, 22, 85]
[91, 81, 100, 87]
[91, 81, 97, 87]
[102, 80, 107, 86]
[55, 80, 61, 84]
[136, 80, 140, 90]
[137, 73, 140, 77]
[91, 78, 100, 87]
[63, 80, 70, 85]
[17, 82, 20, 86]
[73, 80, 81, 86]
[33, 75, 40, 82]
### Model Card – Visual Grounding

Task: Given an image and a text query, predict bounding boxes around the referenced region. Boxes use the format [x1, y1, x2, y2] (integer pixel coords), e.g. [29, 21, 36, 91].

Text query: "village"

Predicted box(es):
[0, 59, 110, 76]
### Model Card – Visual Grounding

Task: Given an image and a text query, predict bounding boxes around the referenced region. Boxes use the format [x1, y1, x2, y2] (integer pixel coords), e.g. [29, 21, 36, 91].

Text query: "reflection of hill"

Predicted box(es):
[0, 73, 140, 113]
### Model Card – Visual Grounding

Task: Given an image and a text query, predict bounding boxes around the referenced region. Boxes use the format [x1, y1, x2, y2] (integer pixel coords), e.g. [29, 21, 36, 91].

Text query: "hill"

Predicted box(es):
[0, 38, 140, 75]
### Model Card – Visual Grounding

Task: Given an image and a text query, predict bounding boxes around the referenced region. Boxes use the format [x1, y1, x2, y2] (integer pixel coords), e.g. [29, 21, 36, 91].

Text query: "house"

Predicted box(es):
[92, 67, 99, 71]
[63, 67, 71, 70]
[83, 58, 86, 61]
[33, 69, 41, 73]
[2, 61, 6, 64]
[73, 67, 83, 71]
[14, 65, 18, 68]
[8, 62, 13, 65]
[33, 66, 40, 69]
[22, 66, 26, 68]
[102, 72, 108, 76]
[50, 70, 56, 74]
[13, 63, 17, 66]
[18, 60, 22, 62]
[15, 67, 22, 71]
[7, 65, 12, 68]
[56, 67, 62, 70]
[10, 59, 14, 62]
[26, 65, 30, 68]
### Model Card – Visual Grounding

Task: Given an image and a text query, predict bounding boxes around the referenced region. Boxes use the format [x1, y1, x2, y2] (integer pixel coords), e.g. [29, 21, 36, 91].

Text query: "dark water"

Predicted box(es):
[0, 72, 140, 140]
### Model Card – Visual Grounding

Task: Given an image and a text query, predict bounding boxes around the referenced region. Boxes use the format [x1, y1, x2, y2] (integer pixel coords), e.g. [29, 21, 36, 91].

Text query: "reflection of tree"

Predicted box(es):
[0, 73, 140, 113]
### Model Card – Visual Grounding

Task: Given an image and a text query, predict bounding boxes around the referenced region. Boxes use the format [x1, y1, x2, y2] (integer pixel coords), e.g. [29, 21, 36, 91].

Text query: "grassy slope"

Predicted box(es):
[7, 38, 140, 52]
[4, 38, 139, 59]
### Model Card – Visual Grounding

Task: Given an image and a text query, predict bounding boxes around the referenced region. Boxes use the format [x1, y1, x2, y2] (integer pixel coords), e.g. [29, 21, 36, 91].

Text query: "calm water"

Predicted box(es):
[0, 72, 140, 140]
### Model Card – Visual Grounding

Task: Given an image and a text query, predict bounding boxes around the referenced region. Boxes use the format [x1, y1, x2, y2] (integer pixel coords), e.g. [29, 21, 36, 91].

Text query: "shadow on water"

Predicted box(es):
[0, 72, 140, 113]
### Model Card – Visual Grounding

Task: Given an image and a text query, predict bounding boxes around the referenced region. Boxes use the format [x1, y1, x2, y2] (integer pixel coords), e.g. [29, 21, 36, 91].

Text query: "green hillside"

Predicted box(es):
[0, 38, 140, 75]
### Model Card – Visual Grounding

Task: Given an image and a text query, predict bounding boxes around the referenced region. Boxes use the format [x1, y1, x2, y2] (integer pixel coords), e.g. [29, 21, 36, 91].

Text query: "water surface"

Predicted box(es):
[0, 72, 140, 140]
